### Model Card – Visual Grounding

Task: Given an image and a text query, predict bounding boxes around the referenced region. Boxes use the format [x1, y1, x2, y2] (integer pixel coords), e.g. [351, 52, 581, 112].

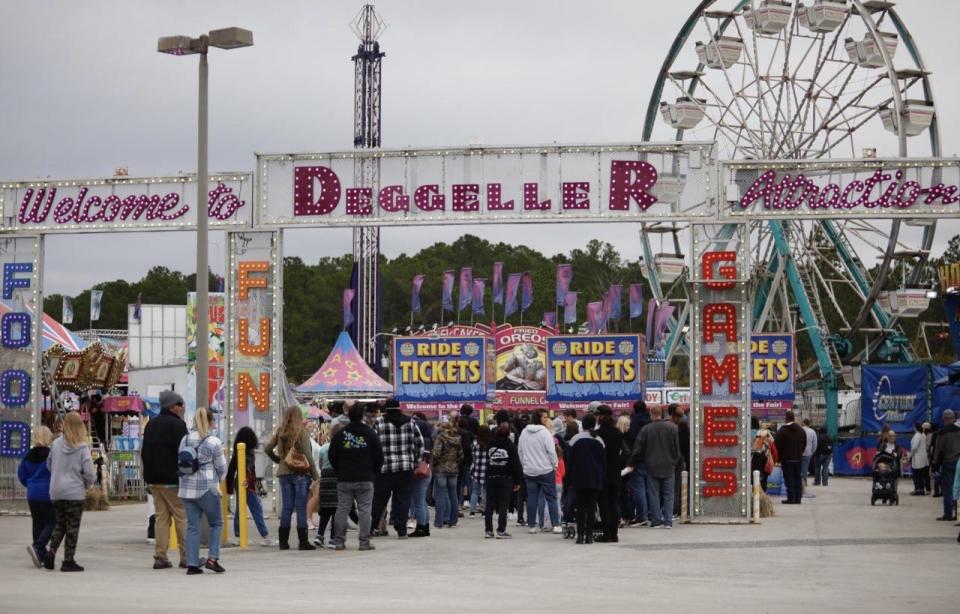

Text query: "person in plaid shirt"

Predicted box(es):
[370, 399, 424, 538]
[178, 408, 228, 575]
[469, 425, 491, 516]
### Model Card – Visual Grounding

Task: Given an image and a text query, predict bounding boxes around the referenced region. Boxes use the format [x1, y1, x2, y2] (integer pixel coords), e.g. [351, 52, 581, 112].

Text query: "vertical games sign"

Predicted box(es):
[226, 232, 282, 439]
[690, 223, 750, 522]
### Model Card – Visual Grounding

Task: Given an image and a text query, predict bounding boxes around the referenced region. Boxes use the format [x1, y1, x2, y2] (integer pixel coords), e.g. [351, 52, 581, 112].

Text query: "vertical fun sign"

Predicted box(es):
[689, 223, 751, 522]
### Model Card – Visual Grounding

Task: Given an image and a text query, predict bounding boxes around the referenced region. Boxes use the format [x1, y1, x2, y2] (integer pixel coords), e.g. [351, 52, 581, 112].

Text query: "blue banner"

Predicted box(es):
[860, 365, 928, 433]
[545, 334, 642, 402]
[943, 293, 960, 359]
[750, 334, 794, 416]
[832, 436, 913, 476]
[393, 336, 489, 402]
[931, 364, 960, 426]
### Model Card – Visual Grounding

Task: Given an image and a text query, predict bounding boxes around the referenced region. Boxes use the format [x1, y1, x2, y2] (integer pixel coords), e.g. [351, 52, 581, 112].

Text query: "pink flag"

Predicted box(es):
[342, 288, 356, 329]
[543, 311, 557, 329]
[645, 298, 657, 350]
[472, 278, 486, 316]
[654, 303, 676, 350]
[411, 274, 425, 313]
[505, 273, 521, 317]
[629, 284, 644, 319]
[492, 262, 504, 305]
[556, 264, 573, 306]
[441, 270, 455, 312]
[563, 292, 578, 324]
[521, 271, 534, 312]
[459, 267, 473, 312]
[605, 284, 622, 320]
[587, 301, 607, 334]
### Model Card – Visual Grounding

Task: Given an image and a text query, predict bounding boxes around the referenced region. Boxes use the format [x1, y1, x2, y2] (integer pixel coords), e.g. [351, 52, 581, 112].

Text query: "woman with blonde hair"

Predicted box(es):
[178, 407, 227, 575]
[18, 426, 56, 567]
[45, 413, 95, 571]
[266, 406, 320, 550]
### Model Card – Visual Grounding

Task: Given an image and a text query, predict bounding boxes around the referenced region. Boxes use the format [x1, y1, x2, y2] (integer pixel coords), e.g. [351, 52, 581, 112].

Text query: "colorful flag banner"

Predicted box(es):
[342, 288, 356, 328]
[442, 270, 455, 312]
[492, 262, 504, 305]
[654, 303, 675, 350]
[543, 311, 557, 329]
[62, 296, 74, 324]
[411, 274, 425, 313]
[564, 292, 578, 324]
[90, 290, 103, 322]
[521, 271, 533, 312]
[587, 301, 606, 334]
[459, 267, 473, 312]
[556, 264, 573, 306]
[505, 273, 521, 317]
[606, 284, 622, 320]
[629, 284, 644, 319]
[133, 293, 142, 323]
[645, 298, 657, 350]
[472, 278, 486, 316]
[214, 275, 225, 293]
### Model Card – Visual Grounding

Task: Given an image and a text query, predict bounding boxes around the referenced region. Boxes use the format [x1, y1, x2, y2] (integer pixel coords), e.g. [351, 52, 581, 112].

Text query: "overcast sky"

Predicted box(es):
[1, 0, 958, 297]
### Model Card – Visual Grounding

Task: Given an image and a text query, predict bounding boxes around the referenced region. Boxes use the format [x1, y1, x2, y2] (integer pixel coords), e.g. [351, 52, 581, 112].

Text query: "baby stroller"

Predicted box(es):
[870, 452, 899, 506]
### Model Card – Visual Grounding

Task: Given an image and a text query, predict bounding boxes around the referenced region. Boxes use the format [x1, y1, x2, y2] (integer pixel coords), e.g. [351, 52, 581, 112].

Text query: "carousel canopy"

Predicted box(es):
[295, 331, 392, 395]
[0, 303, 86, 352]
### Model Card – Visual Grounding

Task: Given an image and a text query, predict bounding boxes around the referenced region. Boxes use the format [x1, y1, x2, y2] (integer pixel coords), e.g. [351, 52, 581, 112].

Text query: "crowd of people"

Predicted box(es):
[16, 390, 960, 573]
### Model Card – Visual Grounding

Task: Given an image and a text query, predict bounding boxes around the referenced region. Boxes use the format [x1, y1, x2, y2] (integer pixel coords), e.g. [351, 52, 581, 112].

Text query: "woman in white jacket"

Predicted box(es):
[909, 422, 929, 496]
[517, 410, 561, 534]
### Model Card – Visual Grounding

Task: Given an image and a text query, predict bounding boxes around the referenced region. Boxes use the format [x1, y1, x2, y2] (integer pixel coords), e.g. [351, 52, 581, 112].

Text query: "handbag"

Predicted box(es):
[283, 439, 311, 473]
[764, 450, 774, 475]
[414, 460, 432, 480]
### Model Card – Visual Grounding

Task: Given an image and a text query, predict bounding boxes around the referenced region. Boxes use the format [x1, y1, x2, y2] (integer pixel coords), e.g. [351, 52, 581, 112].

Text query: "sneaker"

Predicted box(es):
[333, 544, 346, 551]
[347, 519, 359, 531]
[528, 527, 538, 534]
[186, 566, 204, 575]
[359, 544, 375, 551]
[516, 520, 526, 527]
[146, 537, 156, 545]
[632, 520, 650, 527]
[469, 512, 476, 518]
[27, 545, 41, 568]
[508, 512, 517, 522]
[152, 557, 172, 570]
[406, 520, 417, 530]
[485, 531, 495, 539]
[496, 531, 512, 539]
[43, 552, 55, 570]
[552, 526, 563, 534]
[664, 525, 673, 530]
[313, 535, 324, 547]
[204, 559, 226, 573]
[179, 560, 187, 569]
[462, 502, 470, 509]
[228, 537, 240, 547]
[60, 560, 84, 572]
[540, 526, 551, 533]
[260, 537, 277, 547]
[326, 542, 341, 550]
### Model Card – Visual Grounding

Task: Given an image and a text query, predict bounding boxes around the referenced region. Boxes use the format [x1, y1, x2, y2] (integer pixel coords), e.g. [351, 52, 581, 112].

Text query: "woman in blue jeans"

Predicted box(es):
[266, 407, 321, 550]
[178, 408, 228, 575]
[409, 413, 434, 537]
[431, 421, 463, 529]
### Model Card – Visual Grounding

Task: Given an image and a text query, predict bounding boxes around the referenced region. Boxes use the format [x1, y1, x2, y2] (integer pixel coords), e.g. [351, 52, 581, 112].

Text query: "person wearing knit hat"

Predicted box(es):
[141, 389, 188, 569]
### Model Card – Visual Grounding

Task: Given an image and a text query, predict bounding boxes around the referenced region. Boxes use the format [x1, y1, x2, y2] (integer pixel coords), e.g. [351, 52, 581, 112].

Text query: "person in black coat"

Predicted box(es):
[774, 411, 807, 505]
[595, 406, 624, 543]
[484, 424, 523, 538]
[566, 414, 606, 544]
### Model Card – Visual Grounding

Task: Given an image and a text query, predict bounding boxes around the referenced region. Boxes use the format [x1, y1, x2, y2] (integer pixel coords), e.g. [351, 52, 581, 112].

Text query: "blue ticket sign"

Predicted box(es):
[393, 336, 489, 402]
[750, 333, 795, 416]
[545, 335, 642, 402]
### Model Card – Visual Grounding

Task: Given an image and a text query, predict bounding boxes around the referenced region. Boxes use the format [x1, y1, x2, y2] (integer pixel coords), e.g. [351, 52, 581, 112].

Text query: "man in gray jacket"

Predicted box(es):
[627, 405, 681, 528]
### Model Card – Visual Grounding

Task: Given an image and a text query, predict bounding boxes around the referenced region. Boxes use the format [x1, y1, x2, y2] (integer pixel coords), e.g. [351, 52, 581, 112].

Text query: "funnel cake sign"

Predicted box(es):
[256, 143, 714, 227]
[0, 173, 253, 233]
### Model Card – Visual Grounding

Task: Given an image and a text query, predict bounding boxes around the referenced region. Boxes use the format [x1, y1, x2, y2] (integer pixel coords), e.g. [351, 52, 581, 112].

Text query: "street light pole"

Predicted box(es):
[158, 27, 253, 415]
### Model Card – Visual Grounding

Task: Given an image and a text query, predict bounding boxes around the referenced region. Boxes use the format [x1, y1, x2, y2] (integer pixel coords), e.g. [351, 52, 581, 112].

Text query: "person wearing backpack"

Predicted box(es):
[178, 407, 227, 575]
[141, 390, 189, 569]
[266, 406, 321, 550]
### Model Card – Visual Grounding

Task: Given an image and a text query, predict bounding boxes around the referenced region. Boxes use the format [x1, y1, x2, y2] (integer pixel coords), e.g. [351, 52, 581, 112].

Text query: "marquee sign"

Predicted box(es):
[545, 334, 643, 403]
[0, 173, 253, 233]
[392, 336, 492, 403]
[256, 143, 715, 227]
[722, 158, 960, 219]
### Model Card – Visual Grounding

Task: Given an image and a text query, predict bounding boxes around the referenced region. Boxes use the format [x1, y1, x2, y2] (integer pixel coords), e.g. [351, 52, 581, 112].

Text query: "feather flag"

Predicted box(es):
[441, 270, 455, 312]
[556, 264, 573, 306]
[605, 284, 622, 320]
[654, 303, 676, 350]
[505, 273, 521, 317]
[543, 311, 557, 329]
[62, 296, 74, 324]
[459, 267, 473, 312]
[90, 290, 103, 322]
[563, 292, 578, 324]
[587, 301, 607, 334]
[342, 288, 356, 328]
[472, 278, 486, 316]
[646, 298, 657, 350]
[133, 293, 142, 323]
[492, 262, 504, 305]
[411, 274, 425, 313]
[521, 271, 533, 312]
[629, 284, 644, 319]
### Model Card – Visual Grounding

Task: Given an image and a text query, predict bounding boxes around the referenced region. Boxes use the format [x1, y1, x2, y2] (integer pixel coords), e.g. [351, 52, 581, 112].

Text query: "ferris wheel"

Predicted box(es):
[641, 0, 941, 391]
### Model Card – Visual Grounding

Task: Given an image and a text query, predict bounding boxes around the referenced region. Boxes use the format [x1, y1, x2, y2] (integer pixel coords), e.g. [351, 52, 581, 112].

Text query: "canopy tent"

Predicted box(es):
[0, 302, 86, 352]
[295, 331, 393, 397]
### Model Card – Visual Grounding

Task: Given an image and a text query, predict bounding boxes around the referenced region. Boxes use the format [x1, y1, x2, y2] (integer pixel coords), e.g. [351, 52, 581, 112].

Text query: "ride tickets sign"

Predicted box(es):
[392, 336, 491, 403]
[545, 334, 643, 403]
[255, 143, 713, 228]
[750, 333, 794, 417]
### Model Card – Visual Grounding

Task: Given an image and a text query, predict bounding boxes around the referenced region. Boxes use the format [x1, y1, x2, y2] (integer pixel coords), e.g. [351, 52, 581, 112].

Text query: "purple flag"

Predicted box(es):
[492, 262, 504, 305]
[459, 267, 473, 312]
[342, 288, 356, 328]
[629, 284, 644, 319]
[505, 273, 521, 317]
[411, 274, 425, 313]
[543, 311, 557, 329]
[563, 292, 578, 324]
[556, 264, 573, 306]
[645, 298, 657, 350]
[587, 301, 606, 334]
[472, 278, 486, 316]
[521, 271, 533, 312]
[133, 293, 141, 323]
[441, 270, 455, 312]
[605, 284, 622, 320]
[654, 303, 676, 350]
